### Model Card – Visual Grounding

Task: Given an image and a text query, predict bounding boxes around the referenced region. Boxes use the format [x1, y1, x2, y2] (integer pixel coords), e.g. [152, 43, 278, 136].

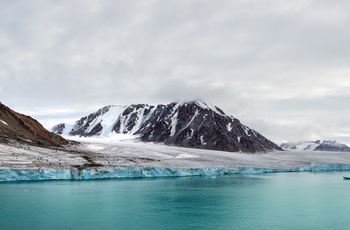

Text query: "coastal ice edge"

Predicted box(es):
[2, 163, 350, 182]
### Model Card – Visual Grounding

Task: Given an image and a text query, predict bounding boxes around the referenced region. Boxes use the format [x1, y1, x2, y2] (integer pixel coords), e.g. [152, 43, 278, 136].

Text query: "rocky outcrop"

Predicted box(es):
[53, 101, 282, 153]
[0, 102, 68, 146]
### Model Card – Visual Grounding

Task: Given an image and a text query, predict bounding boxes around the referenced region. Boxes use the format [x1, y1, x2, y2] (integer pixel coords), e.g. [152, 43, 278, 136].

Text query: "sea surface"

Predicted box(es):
[1, 172, 350, 229]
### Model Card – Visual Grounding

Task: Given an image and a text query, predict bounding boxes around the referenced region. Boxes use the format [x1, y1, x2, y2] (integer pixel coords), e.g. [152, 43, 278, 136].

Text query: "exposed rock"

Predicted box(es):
[0, 102, 68, 146]
[280, 140, 350, 152]
[53, 101, 281, 153]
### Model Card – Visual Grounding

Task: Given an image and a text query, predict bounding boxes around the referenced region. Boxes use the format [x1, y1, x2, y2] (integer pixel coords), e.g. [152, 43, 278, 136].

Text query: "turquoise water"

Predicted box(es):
[1, 172, 350, 229]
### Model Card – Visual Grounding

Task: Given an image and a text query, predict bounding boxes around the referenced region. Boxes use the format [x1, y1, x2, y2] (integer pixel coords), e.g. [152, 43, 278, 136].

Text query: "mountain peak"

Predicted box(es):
[53, 102, 281, 153]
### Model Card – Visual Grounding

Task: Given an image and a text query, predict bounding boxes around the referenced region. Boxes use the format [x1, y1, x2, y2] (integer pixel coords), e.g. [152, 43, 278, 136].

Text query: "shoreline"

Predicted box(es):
[2, 138, 350, 182]
[2, 163, 350, 182]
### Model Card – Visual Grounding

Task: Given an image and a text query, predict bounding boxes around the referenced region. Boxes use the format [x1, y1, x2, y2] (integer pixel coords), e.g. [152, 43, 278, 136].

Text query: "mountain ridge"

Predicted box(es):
[280, 140, 350, 152]
[53, 101, 281, 153]
[0, 102, 68, 146]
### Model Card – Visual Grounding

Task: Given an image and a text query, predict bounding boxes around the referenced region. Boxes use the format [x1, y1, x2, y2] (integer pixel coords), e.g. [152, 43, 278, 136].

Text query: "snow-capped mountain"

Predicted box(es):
[52, 101, 282, 153]
[280, 140, 350, 152]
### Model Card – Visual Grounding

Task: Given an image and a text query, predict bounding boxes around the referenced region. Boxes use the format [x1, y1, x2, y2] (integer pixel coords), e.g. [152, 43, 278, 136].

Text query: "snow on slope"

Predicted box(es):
[86, 105, 125, 136]
[52, 101, 282, 153]
[0, 119, 8, 126]
[53, 102, 230, 137]
[281, 140, 350, 152]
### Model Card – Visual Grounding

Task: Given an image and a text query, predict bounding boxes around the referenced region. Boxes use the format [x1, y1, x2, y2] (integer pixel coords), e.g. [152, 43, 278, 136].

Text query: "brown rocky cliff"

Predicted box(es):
[0, 102, 68, 146]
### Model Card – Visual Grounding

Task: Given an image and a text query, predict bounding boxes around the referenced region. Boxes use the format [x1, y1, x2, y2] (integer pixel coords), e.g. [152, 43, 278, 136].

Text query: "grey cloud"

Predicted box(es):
[1, 0, 350, 143]
[150, 78, 231, 103]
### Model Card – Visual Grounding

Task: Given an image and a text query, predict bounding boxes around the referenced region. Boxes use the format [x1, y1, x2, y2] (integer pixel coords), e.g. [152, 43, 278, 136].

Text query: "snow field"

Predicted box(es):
[2, 136, 350, 181]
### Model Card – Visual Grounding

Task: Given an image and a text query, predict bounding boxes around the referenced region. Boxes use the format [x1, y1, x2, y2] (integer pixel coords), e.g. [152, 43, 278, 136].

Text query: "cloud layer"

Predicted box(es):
[1, 0, 350, 144]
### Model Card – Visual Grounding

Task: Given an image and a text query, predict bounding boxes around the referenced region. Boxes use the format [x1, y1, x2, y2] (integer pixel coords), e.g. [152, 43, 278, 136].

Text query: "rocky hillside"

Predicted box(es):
[53, 101, 281, 153]
[280, 140, 350, 152]
[0, 102, 68, 146]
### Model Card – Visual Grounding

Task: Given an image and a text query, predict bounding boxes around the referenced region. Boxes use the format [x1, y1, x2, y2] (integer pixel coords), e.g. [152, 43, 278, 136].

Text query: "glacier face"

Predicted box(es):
[2, 136, 350, 182]
[2, 164, 350, 182]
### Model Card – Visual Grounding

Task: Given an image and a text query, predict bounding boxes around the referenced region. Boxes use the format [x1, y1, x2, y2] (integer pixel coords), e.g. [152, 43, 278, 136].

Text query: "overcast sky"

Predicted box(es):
[1, 0, 350, 144]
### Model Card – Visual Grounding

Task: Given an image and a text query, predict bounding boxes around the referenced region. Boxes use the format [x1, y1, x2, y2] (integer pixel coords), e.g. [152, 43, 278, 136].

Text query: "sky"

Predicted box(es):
[1, 0, 350, 145]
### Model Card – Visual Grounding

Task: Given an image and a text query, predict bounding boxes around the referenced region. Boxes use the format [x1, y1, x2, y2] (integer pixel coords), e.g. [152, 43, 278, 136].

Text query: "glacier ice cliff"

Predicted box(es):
[2, 163, 350, 182]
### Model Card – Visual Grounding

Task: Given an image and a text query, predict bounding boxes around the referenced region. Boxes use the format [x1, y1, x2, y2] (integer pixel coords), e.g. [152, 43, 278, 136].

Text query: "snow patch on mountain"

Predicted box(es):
[170, 111, 178, 136]
[52, 101, 282, 153]
[0, 119, 8, 126]
[195, 101, 223, 115]
[227, 123, 233, 132]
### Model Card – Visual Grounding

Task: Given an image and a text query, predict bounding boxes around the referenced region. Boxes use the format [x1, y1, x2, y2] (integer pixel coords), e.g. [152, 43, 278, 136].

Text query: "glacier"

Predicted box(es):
[2, 164, 350, 182]
[2, 136, 350, 182]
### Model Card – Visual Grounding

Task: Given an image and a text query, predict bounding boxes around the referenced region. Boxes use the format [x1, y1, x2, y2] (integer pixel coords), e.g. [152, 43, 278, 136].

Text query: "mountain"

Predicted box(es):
[0, 102, 68, 146]
[280, 140, 350, 152]
[53, 101, 281, 153]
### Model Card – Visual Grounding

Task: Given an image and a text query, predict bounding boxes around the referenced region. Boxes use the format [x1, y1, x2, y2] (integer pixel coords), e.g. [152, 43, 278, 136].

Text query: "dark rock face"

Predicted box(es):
[314, 140, 350, 152]
[52, 123, 66, 135]
[53, 101, 282, 153]
[0, 102, 68, 146]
